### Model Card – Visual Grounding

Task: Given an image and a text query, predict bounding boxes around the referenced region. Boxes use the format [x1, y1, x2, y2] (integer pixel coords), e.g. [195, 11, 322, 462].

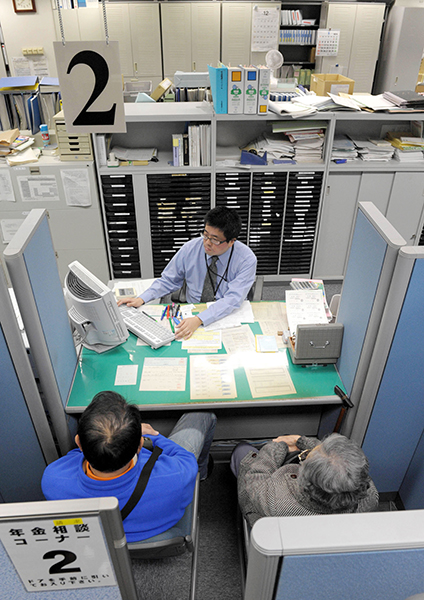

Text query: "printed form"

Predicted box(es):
[190, 355, 237, 400]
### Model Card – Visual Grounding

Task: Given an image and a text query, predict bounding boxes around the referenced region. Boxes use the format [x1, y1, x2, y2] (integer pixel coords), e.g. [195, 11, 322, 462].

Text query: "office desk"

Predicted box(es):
[66, 307, 345, 440]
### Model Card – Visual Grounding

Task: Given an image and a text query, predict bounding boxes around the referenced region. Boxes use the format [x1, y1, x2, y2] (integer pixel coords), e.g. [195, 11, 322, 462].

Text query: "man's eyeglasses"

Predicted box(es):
[298, 448, 311, 463]
[201, 230, 227, 246]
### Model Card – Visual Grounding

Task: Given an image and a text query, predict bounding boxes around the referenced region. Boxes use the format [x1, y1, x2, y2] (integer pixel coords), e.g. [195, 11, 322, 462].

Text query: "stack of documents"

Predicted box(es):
[268, 100, 317, 118]
[285, 289, 328, 337]
[245, 132, 295, 161]
[386, 131, 424, 161]
[350, 138, 394, 162]
[383, 90, 424, 109]
[393, 148, 424, 162]
[331, 135, 358, 161]
[273, 121, 326, 162]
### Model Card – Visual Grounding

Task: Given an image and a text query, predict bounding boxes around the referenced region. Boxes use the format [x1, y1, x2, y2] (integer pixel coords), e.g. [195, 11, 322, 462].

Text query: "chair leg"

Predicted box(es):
[236, 505, 247, 597]
[189, 515, 200, 600]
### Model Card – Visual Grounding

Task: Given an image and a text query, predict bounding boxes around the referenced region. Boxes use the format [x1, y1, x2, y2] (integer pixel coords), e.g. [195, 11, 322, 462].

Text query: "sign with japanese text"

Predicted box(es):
[0, 515, 117, 592]
[54, 41, 126, 134]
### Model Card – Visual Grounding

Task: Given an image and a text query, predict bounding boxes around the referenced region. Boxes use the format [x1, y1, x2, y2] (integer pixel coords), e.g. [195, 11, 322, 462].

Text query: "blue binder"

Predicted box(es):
[207, 65, 228, 114]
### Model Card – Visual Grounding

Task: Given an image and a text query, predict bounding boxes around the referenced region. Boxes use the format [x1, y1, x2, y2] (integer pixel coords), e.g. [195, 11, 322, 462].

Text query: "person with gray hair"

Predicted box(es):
[231, 433, 379, 527]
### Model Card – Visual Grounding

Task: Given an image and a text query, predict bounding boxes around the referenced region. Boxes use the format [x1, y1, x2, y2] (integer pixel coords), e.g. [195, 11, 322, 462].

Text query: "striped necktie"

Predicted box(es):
[201, 255, 219, 302]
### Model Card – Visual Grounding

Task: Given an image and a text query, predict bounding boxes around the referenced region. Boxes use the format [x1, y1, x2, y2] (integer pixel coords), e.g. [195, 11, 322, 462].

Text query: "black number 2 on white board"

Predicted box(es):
[43, 550, 82, 574]
[67, 50, 116, 127]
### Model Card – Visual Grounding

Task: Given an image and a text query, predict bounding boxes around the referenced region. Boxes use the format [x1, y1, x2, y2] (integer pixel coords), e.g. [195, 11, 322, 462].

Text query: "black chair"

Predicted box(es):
[127, 473, 200, 600]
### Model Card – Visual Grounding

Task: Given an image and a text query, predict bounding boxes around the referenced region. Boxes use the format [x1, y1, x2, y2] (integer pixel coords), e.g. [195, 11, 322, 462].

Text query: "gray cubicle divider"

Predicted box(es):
[335, 202, 405, 438]
[3, 209, 78, 456]
[0, 497, 138, 599]
[244, 512, 424, 600]
[0, 261, 59, 502]
[358, 246, 424, 497]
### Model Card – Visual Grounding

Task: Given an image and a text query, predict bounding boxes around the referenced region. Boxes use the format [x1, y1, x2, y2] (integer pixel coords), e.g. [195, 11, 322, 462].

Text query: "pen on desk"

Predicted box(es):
[160, 306, 167, 320]
[171, 302, 175, 317]
[167, 305, 170, 318]
[176, 304, 180, 318]
[173, 317, 180, 325]
[142, 310, 157, 322]
[169, 318, 175, 333]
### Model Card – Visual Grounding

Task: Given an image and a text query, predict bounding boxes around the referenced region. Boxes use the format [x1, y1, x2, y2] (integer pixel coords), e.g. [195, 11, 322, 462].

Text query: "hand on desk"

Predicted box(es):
[117, 297, 144, 308]
[175, 316, 202, 340]
[273, 434, 301, 452]
[142, 423, 159, 436]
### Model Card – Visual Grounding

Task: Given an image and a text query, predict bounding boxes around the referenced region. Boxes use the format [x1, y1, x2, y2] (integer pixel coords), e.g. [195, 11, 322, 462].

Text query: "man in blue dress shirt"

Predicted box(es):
[119, 206, 257, 340]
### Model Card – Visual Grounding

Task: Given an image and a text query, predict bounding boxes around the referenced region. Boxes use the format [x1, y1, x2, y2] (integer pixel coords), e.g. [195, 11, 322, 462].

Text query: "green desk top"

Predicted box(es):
[66, 312, 345, 413]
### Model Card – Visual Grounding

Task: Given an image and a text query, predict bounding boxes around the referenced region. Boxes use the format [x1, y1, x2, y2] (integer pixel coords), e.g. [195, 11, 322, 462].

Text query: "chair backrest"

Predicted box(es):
[247, 275, 264, 302]
[127, 472, 199, 559]
[244, 511, 424, 600]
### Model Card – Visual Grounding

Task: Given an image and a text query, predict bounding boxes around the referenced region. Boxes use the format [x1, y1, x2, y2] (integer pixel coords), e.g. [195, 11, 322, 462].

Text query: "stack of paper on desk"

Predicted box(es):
[331, 134, 358, 161]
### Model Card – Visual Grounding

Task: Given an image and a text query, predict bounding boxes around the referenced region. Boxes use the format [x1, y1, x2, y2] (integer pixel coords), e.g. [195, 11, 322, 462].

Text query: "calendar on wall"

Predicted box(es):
[316, 30, 340, 56]
[251, 6, 280, 52]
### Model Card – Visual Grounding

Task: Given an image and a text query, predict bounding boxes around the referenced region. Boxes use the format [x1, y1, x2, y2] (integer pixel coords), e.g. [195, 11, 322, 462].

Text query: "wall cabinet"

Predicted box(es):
[161, 3, 221, 78]
[53, 3, 163, 89]
[316, 2, 385, 93]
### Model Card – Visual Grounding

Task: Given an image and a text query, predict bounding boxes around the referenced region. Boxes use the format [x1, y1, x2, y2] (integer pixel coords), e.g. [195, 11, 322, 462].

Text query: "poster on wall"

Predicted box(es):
[53, 41, 126, 134]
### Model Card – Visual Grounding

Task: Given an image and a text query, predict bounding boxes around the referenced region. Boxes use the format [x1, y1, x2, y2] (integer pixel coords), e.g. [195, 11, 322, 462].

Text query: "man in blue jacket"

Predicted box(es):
[42, 391, 216, 542]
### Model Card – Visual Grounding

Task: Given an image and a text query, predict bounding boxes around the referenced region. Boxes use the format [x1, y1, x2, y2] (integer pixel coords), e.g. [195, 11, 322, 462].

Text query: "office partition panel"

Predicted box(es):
[3, 209, 77, 455]
[335, 202, 405, 438]
[360, 247, 424, 495]
[0, 262, 58, 501]
[245, 512, 424, 600]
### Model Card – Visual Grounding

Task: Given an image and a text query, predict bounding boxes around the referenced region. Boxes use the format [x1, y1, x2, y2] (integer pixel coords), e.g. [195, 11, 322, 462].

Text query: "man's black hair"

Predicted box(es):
[205, 206, 242, 241]
[77, 391, 142, 473]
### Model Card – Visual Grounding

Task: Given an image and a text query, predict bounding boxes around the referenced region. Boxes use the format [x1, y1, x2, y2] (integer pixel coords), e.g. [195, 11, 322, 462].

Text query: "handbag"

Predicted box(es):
[120, 445, 163, 521]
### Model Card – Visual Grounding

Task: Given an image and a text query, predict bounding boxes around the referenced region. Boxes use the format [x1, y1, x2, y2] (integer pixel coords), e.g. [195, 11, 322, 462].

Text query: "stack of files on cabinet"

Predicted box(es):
[331, 135, 358, 161]
[383, 90, 424, 109]
[245, 132, 295, 161]
[273, 121, 326, 162]
[350, 138, 394, 162]
[386, 131, 424, 161]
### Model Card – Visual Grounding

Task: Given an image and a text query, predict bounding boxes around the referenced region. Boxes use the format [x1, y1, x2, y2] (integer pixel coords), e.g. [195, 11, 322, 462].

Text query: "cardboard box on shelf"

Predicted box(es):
[310, 74, 355, 96]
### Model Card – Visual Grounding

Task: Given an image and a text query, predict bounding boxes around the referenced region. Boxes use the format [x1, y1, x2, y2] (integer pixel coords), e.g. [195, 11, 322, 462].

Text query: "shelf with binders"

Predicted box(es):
[94, 103, 213, 174]
[330, 114, 424, 173]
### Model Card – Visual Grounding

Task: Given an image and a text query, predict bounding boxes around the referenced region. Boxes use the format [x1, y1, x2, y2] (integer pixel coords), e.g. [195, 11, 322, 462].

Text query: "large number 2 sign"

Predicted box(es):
[68, 51, 116, 127]
[54, 41, 126, 134]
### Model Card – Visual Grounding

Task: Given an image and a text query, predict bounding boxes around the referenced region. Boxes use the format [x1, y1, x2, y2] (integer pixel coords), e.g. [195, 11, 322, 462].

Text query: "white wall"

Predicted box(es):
[0, 0, 58, 77]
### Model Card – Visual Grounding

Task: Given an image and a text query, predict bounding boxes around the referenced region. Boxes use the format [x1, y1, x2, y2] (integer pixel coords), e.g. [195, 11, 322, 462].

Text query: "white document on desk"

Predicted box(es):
[115, 364, 138, 386]
[245, 353, 296, 398]
[222, 324, 256, 356]
[190, 355, 236, 400]
[182, 329, 222, 353]
[285, 289, 328, 336]
[203, 301, 254, 331]
[140, 357, 187, 392]
[252, 302, 286, 322]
